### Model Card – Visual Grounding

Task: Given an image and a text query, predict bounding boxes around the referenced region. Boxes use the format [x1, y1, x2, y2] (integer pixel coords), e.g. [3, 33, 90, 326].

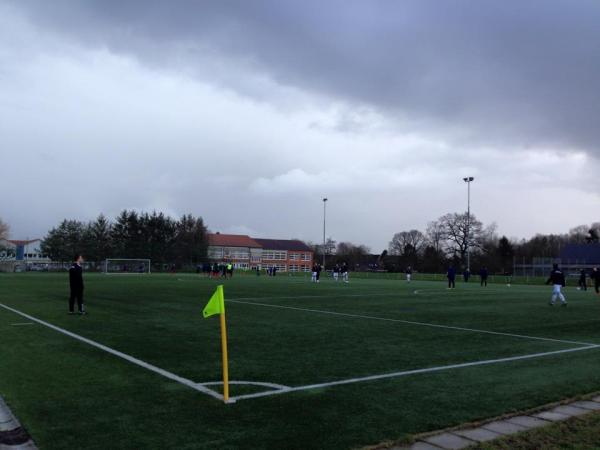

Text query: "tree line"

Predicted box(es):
[311, 212, 599, 273]
[40, 210, 208, 265]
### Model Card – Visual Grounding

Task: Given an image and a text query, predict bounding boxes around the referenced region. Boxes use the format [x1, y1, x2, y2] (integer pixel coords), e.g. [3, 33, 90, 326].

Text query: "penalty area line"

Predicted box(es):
[231, 344, 600, 402]
[227, 300, 597, 347]
[0, 302, 223, 402]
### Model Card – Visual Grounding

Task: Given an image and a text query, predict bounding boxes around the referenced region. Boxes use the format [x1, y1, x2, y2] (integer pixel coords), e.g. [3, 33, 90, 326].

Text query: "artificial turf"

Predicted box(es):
[1, 272, 600, 449]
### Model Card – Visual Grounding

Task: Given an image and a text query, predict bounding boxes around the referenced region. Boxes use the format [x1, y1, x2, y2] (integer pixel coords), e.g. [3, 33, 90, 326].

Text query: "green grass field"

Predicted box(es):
[1, 272, 600, 449]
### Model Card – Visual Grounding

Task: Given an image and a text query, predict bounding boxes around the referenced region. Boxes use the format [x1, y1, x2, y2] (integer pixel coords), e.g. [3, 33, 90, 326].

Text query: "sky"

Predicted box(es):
[1, 0, 599, 252]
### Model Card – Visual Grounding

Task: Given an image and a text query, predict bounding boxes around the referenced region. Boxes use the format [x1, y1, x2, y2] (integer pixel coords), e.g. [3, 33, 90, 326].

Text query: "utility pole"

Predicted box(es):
[463, 177, 474, 270]
[322, 198, 328, 268]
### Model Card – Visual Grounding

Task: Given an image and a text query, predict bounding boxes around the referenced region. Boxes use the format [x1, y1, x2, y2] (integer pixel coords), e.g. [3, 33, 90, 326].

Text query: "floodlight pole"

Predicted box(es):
[463, 177, 474, 271]
[322, 198, 328, 268]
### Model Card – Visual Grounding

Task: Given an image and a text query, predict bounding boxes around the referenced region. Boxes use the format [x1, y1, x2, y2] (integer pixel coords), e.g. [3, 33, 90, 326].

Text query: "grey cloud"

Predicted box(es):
[9, 0, 600, 154]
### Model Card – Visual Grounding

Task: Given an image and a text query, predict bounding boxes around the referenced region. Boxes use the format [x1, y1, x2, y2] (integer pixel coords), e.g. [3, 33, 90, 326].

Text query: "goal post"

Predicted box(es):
[104, 259, 151, 275]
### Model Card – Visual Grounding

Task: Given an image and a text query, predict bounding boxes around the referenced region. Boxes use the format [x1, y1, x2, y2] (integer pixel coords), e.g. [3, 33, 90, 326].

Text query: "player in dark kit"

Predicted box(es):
[463, 268, 471, 283]
[578, 269, 587, 291]
[479, 267, 488, 287]
[591, 267, 600, 296]
[68, 254, 86, 315]
[447, 266, 456, 289]
[546, 263, 567, 306]
[341, 262, 349, 283]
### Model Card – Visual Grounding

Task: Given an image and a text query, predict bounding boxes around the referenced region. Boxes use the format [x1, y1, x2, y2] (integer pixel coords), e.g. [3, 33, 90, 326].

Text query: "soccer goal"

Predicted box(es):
[104, 259, 151, 275]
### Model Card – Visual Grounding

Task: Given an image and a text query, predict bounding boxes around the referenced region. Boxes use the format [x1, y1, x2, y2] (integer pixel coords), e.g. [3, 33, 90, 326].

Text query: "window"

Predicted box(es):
[301, 253, 311, 261]
[289, 264, 299, 272]
[301, 265, 311, 272]
[261, 251, 286, 261]
[289, 253, 300, 261]
[208, 247, 224, 258]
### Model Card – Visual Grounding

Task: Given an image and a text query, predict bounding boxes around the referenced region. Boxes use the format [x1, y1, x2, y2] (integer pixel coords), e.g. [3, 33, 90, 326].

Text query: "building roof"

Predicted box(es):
[560, 244, 600, 264]
[3, 239, 40, 246]
[208, 233, 262, 248]
[253, 238, 312, 252]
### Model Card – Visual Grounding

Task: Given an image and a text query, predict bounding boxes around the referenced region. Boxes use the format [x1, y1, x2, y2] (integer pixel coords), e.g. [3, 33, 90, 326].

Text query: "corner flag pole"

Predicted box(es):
[219, 296, 230, 403]
[202, 284, 230, 403]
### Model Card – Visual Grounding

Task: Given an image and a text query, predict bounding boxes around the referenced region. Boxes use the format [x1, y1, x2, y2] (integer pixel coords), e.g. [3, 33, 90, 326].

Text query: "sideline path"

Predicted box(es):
[391, 394, 600, 449]
[0, 396, 36, 450]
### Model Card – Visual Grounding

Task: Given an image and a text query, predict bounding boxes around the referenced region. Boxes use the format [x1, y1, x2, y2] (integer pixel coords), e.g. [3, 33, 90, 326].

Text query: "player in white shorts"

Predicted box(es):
[546, 263, 567, 306]
[341, 262, 349, 283]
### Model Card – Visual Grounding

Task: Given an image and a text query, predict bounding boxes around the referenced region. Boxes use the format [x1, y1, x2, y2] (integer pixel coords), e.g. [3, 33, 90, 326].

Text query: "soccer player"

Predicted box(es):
[333, 264, 340, 282]
[447, 265, 456, 289]
[226, 263, 233, 279]
[463, 268, 471, 282]
[479, 266, 488, 287]
[341, 262, 349, 283]
[578, 269, 587, 291]
[68, 254, 86, 315]
[315, 263, 322, 283]
[311, 263, 318, 283]
[546, 263, 567, 306]
[591, 267, 600, 296]
[406, 266, 412, 282]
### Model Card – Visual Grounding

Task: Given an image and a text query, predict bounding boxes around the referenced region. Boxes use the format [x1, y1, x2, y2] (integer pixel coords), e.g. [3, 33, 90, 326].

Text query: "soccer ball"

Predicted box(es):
[413, 290, 419, 294]
[507, 284, 511, 287]
[577, 287, 581, 291]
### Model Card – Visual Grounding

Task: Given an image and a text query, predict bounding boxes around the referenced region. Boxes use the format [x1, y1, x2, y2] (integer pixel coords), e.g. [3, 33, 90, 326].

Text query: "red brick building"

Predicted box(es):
[207, 233, 313, 272]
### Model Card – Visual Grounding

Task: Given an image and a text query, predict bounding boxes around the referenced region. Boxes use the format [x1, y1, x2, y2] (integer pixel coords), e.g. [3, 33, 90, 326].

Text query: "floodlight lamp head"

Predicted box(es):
[463, 177, 474, 182]
[323, 198, 328, 202]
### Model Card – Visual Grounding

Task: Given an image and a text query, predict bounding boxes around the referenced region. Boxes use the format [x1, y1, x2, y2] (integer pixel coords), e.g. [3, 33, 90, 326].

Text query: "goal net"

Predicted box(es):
[104, 259, 151, 275]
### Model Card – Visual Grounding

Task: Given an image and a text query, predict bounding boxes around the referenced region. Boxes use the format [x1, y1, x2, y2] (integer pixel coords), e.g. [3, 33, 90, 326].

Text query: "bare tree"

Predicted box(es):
[437, 212, 485, 262]
[586, 223, 600, 243]
[337, 241, 370, 256]
[0, 218, 10, 241]
[388, 230, 425, 256]
[569, 225, 590, 244]
[425, 220, 445, 253]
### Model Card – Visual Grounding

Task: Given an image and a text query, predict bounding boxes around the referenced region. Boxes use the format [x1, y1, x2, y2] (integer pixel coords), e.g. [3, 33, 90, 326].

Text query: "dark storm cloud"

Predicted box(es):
[9, 0, 600, 155]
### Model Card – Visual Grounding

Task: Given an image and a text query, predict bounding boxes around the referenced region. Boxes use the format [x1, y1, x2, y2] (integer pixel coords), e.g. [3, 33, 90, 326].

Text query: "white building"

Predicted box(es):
[0, 239, 51, 271]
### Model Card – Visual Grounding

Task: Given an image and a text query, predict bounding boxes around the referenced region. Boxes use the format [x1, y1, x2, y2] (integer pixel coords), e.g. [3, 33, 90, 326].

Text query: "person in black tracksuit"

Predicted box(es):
[447, 266, 456, 289]
[479, 267, 488, 287]
[546, 263, 567, 306]
[591, 267, 600, 295]
[69, 254, 86, 314]
[578, 269, 587, 291]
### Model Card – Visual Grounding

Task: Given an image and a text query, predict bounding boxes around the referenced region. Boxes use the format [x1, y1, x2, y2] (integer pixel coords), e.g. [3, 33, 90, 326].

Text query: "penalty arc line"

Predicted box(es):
[227, 300, 597, 347]
[231, 344, 600, 402]
[0, 302, 224, 402]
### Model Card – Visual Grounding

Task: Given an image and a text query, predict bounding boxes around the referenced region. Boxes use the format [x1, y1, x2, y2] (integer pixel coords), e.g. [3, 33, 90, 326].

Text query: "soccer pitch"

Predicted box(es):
[1, 273, 600, 449]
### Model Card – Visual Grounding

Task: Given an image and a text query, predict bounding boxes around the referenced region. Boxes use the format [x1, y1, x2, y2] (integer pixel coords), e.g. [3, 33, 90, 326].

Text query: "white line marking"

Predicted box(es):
[227, 300, 597, 347]
[231, 293, 394, 301]
[200, 381, 290, 390]
[231, 345, 600, 401]
[0, 303, 223, 402]
[10, 322, 34, 326]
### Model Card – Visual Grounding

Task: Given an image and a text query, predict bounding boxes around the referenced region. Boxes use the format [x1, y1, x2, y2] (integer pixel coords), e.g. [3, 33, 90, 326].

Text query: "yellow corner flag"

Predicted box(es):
[203, 285, 225, 318]
[202, 285, 230, 403]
